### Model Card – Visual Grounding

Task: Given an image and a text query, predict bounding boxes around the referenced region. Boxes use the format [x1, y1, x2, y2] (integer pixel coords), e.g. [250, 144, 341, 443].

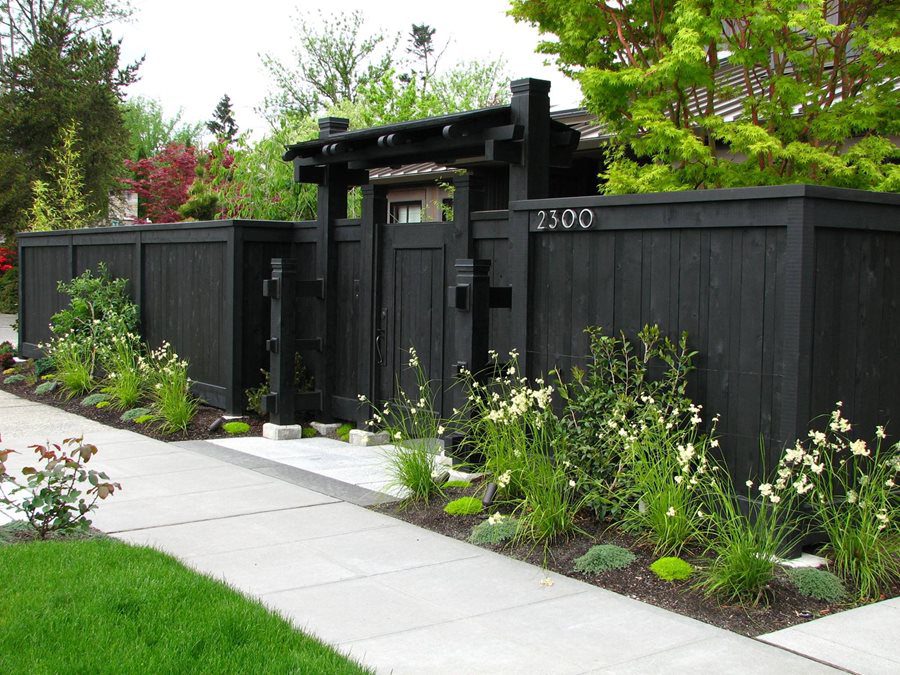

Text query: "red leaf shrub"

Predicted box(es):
[120, 143, 197, 224]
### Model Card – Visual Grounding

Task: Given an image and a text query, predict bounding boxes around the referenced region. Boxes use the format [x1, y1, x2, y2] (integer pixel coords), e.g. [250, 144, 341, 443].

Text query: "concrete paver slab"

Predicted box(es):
[186, 539, 362, 595]
[114, 501, 395, 557]
[263, 576, 460, 644]
[589, 634, 840, 674]
[302, 523, 481, 577]
[93, 480, 338, 531]
[94, 450, 229, 478]
[0, 313, 15, 344]
[760, 598, 900, 675]
[110, 465, 274, 503]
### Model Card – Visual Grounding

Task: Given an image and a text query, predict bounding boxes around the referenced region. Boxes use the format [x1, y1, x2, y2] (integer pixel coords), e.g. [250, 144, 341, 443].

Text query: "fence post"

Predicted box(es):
[450, 259, 492, 414]
[358, 183, 387, 423]
[262, 258, 298, 431]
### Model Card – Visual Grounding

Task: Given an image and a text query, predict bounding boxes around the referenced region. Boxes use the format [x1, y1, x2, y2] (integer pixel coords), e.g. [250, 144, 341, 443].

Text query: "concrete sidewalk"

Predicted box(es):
[1, 390, 895, 673]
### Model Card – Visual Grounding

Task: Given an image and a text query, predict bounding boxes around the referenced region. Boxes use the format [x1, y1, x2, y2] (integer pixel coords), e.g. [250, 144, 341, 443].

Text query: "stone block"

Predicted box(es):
[262, 423, 303, 441]
[348, 429, 389, 446]
[311, 421, 342, 438]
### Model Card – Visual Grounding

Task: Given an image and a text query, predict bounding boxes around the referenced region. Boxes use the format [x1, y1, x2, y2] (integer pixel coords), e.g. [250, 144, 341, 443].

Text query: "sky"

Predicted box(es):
[109, 0, 583, 137]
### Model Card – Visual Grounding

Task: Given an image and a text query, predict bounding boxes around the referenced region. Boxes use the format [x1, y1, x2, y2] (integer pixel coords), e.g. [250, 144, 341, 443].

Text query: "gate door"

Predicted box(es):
[375, 222, 449, 416]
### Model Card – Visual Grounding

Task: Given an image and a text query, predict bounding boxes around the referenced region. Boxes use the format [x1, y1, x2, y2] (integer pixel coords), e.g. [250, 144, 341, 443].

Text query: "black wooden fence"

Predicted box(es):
[17, 186, 900, 478]
[17, 220, 298, 411]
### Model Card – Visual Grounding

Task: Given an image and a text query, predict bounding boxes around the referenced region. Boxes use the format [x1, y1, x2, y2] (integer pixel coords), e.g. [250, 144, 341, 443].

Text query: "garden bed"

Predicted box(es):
[0, 372, 266, 442]
[373, 483, 899, 638]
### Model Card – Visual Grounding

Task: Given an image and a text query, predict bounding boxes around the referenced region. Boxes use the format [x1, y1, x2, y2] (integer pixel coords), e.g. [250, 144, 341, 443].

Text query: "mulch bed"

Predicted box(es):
[0, 520, 107, 546]
[374, 483, 899, 637]
[0, 373, 266, 443]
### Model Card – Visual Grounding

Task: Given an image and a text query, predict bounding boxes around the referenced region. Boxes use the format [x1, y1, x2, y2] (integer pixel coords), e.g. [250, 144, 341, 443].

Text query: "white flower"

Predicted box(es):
[769, 494, 781, 504]
[568, 479, 576, 488]
[496, 470, 511, 489]
[710, 439, 719, 448]
[437, 425, 445, 435]
[758, 483, 773, 497]
[487, 512, 506, 525]
[850, 439, 869, 456]
[674, 475, 683, 484]
[690, 414, 702, 426]
[393, 432, 402, 440]
[875, 426, 886, 439]
[540, 576, 554, 587]
[665, 506, 676, 517]
[746, 480, 754, 488]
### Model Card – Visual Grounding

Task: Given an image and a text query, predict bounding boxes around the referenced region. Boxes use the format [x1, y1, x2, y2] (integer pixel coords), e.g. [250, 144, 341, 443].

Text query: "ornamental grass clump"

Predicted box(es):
[573, 544, 636, 575]
[99, 332, 144, 410]
[462, 349, 554, 500]
[771, 404, 900, 599]
[650, 556, 694, 582]
[699, 463, 800, 606]
[787, 568, 847, 603]
[143, 343, 199, 434]
[361, 347, 450, 503]
[469, 513, 519, 545]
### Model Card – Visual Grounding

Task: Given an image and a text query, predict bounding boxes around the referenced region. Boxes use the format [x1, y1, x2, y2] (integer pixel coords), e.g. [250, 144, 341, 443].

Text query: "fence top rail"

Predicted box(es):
[16, 218, 306, 240]
[471, 210, 510, 221]
[510, 184, 900, 211]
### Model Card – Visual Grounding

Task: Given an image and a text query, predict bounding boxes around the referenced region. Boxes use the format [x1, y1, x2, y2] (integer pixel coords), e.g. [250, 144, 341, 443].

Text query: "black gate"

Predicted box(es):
[375, 222, 450, 417]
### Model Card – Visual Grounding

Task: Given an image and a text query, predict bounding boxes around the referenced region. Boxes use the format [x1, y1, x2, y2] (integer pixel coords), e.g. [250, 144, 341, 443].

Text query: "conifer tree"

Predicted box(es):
[206, 94, 238, 143]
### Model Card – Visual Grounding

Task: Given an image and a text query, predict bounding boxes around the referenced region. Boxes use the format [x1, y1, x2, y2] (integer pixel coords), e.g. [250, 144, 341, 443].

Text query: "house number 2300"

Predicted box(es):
[535, 208, 594, 230]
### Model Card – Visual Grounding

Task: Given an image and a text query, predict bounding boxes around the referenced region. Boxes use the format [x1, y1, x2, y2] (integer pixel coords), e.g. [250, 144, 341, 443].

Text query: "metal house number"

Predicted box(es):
[533, 208, 595, 231]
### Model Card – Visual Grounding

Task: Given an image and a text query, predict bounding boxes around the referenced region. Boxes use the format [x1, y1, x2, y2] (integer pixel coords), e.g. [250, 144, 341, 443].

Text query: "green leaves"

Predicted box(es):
[512, 0, 900, 192]
[0, 436, 120, 538]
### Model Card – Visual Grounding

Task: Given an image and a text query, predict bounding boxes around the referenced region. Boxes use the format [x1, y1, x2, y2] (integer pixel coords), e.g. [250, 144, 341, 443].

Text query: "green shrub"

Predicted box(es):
[50, 264, 138, 339]
[34, 381, 58, 395]
[444, 479, 471, 489]
[0, 437, 120, 538]
[385, 440, 441, 503]
[301, 426, 318, 438]
[444, 497, 483, 516]
[3, 374, 24, 384]
[650, 556, 694, 582]
[81, 393, 109, 407]
[0, 341, 14, 370]
[469, 515, 519, 545]
[34, 357, 54, 378]
[337, 422, 354, 442]
[222, 421, 250, 435]
[134, 414, 153, 425]
[121, 407, 151, 422]
[0, 268, 17, 314]
[787, 567, 847, 603]
[48, 335, 93, 398]
[574, 544, 636, 575]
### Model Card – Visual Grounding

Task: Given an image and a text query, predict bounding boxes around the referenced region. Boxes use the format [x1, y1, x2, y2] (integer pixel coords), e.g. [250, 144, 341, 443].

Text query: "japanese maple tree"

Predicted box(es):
[121, 143, 196, 223]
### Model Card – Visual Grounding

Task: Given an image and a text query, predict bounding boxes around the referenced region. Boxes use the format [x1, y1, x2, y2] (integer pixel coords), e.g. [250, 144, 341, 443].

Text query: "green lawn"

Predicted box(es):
[0, 536, 370, 674]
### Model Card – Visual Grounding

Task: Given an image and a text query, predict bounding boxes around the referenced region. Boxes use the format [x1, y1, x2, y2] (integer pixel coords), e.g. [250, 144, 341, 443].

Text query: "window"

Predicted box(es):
[389, 201, 422, 223]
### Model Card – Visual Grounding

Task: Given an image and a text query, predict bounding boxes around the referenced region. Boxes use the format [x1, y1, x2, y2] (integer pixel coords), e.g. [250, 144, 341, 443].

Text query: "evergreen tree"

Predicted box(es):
[206, 94, 238, 143]
[0, 17, 139, 236]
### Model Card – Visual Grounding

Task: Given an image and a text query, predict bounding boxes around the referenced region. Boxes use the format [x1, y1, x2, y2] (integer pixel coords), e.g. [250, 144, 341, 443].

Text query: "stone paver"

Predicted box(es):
[760, 597, 900, 675]
[0, 391, 882, 674]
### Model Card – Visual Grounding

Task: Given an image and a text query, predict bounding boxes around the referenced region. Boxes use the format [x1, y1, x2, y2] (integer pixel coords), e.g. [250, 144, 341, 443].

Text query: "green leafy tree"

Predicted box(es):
[510, 0, 900, 192]
[28, 121, 97, 231]
[121, 96, 203, 163]
[260, 10, 396, 120]
[0, 17, 139, 236]
[206, 94, 238, 143]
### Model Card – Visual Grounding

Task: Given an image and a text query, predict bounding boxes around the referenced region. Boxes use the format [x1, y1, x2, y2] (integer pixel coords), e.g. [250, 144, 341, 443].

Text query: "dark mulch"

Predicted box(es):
[0, 371, 265, 443]
[374, 483, 898, 637]
[0, 520, 107, 546]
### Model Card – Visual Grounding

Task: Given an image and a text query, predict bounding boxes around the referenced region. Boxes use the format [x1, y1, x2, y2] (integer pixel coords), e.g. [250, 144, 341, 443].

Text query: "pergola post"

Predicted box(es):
[316, 117, 350, 421]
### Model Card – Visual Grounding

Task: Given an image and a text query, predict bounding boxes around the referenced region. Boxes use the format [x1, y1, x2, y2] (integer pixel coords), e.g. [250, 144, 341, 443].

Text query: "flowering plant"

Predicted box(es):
[556, 325, 699, 519]
[142, 342, 198, 434]
[359, 346, 451, 502]
[769, 403, 899, 598]
[0, 246, 15, 274]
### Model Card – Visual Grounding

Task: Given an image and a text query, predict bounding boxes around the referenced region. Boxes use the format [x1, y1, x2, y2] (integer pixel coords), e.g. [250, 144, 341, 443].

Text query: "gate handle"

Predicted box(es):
[375, 331, 385, 366]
